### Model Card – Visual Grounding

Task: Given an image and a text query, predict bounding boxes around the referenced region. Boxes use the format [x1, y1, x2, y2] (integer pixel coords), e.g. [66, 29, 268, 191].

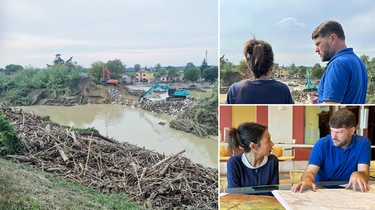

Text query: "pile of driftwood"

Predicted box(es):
[170, 98, 218, 137]
[1, 107, 218, 209]
[291, 90, 317, 104]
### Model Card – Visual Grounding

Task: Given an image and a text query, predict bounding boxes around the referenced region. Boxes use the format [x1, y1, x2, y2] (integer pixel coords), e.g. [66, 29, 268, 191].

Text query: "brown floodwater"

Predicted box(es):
[20, 104, 218, 168]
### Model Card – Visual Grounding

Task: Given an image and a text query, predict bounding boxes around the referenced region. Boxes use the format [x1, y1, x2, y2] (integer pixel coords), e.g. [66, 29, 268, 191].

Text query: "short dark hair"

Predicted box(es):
[329, 109, 356, 129]
[243, 38, 274, 78]
[228, 122, 267, 153]
[312, 20, 345, 40]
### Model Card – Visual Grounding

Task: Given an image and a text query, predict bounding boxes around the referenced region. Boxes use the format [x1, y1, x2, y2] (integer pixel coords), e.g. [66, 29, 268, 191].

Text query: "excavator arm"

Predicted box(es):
[139, 83, 189, 101]
[100, 64, 118, 85]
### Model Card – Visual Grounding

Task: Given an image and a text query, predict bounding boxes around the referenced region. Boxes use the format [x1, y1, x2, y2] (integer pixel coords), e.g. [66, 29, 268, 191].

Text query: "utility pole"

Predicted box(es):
[205, 50, 208, 64]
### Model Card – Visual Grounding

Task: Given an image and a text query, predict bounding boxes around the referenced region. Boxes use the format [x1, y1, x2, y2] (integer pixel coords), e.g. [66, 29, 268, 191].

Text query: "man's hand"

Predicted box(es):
[290, 180, 317, 193]
[346, 171, 369, 192]
[306, 94, 318, 104]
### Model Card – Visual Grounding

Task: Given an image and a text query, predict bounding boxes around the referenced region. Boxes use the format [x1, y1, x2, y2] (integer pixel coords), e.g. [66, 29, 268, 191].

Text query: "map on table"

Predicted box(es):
[272, 185, 375, 210]
[220, 193, 285, 210]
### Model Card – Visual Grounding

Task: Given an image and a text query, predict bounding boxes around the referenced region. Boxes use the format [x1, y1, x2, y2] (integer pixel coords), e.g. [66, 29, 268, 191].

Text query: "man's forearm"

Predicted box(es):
[301, 171, 315, 183]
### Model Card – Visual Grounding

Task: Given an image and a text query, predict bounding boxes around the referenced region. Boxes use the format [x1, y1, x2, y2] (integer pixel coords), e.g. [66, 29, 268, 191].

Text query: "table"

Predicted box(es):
[220, 194, 285, 210]
[274, 143, 375, 148]
[220, 181, 375, 210]
[274, 143, 314, 148]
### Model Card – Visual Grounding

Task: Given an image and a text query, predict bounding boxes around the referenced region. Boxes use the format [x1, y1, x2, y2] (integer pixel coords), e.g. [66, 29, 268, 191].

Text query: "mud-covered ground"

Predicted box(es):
[220, 77, 319, 104]
[25, 77, 213, 117]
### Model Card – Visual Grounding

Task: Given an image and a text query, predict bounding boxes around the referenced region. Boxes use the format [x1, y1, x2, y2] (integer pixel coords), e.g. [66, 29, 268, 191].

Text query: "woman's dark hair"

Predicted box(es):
[329, 109, 356, 129]
[243, 38, 274, 78]
[228, 122, 267, 153]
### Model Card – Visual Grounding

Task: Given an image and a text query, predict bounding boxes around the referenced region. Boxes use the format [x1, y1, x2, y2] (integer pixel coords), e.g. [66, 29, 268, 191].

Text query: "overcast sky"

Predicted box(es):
[0, 0, 218, 69]
[220, 0, 375, 67]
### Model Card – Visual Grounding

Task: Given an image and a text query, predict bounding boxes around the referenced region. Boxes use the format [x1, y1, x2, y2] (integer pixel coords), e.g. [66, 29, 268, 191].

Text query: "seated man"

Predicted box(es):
[291, 109, 371, 193]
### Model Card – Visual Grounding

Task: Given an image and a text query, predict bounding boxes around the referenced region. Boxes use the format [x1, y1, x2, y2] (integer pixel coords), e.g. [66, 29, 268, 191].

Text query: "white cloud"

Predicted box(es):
[274, 17, 306, 30]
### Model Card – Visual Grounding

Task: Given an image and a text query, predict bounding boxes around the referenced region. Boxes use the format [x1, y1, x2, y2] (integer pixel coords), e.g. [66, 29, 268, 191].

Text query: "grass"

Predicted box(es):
[0, 158, 143, 210]
[189, 91, 212, 99]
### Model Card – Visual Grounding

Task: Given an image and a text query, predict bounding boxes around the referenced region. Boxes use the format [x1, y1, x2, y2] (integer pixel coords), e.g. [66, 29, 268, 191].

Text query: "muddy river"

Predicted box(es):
[20, 104, 218, 169]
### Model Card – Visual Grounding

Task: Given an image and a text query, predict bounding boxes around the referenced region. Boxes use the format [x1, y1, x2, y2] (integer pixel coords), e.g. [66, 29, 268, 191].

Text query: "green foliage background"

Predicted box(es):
[0, 112, 22, 155]
[0, 65, 81, 106]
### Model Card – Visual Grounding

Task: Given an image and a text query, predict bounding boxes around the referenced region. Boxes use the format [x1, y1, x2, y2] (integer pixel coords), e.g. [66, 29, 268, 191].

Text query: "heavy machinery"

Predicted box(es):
[100, 64, 118, 85]
[303, 69, 317, 92]
[139, 83, 190, 101]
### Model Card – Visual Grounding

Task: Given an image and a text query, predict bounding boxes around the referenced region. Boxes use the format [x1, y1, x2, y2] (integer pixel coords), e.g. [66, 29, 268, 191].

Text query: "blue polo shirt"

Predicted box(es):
[317, 48, 368, 104]
[308, 134, 371, 182]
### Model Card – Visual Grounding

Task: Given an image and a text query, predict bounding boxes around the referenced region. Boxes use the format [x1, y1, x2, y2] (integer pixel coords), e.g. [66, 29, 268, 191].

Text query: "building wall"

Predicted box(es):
[231, 106, 256, 128]
[305, 106, 320, 144]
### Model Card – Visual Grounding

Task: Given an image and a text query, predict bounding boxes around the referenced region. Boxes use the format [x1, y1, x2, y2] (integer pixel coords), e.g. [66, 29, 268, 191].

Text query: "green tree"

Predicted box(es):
[235, 60, 248, 75]
[87, 61, 105, 82]
[312, 67, 325, 79]
[167, 67, 180, 77]
[361, 54, 375, 98]
[106, 59, 125, 79]
[298, 65, 308, 75]
[183, 68, 200, 84]
[185, 62, 195, 71]
[311, 63, 325, 79]
[155, 63, 163, 71]
[273, 63, 279, 70]
[134, 64, 141, 72]
[5, 64, 24, 75]
[313, 63, 322, 69]
[220, 55, 237, 85]
[200, 59, 208, 75]
[202, 66, 218, 83]
[368, 57, 375, 95]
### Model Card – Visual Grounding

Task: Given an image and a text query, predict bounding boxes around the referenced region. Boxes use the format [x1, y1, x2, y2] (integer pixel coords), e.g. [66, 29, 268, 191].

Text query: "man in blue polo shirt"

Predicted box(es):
[291, 109, 371, 193]
[306, 20, 368, 104]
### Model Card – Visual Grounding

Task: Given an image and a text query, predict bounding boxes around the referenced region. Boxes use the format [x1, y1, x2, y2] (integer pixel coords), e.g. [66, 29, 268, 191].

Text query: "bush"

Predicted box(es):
[0, 112, 22, 155]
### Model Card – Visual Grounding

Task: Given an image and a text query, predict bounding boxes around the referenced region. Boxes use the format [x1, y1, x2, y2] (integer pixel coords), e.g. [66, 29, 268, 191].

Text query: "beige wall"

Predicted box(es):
[268, 106, 293, 144]
[231, 106, 256, 128]
[305, 106, 320, 144]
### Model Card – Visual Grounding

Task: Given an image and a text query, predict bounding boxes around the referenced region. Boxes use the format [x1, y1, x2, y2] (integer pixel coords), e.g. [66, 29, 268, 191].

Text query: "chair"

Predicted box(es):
[370, 160, 375, 179]
[289, 170, 305, 184]
[220, 177, 228, 188]
[272, 146, 295, 170]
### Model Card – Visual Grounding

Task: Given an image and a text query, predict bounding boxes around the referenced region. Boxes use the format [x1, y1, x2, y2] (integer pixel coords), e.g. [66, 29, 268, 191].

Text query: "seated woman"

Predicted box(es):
[225, 38, 294, 104]
[226, 122, 279, 188]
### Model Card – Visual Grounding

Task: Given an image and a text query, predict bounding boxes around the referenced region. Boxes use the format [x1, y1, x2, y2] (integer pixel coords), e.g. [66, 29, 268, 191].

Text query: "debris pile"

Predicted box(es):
[291, 90, 317, 104]
[170, 89, 218, 137]
[1, 107, 218, 209]
[134, 98, 197, 117]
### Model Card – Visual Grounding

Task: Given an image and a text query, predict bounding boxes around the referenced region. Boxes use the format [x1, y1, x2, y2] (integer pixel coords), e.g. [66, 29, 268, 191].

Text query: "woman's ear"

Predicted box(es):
[269, 63, 275, 71]
[250, 142, 257, 151]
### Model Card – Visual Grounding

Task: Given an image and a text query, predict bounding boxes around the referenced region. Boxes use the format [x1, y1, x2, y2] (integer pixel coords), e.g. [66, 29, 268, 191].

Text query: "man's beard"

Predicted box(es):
[333, 137, 350, 147]
[322, 45, 335, 62]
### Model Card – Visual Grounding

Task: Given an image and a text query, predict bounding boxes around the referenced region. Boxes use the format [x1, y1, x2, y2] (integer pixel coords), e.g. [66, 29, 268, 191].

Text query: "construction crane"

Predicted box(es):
[101, 64, 118, 85]
[303, 69, 317, 92]
[139, 83, 190, 101]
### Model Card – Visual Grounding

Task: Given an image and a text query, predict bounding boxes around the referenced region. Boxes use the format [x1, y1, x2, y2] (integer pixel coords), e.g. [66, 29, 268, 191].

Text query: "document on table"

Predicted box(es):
[272, 185, 375, 210]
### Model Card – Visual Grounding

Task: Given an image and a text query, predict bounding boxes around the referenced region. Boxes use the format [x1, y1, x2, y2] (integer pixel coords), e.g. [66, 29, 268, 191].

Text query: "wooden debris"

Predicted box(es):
[1, 107, 218, 209]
